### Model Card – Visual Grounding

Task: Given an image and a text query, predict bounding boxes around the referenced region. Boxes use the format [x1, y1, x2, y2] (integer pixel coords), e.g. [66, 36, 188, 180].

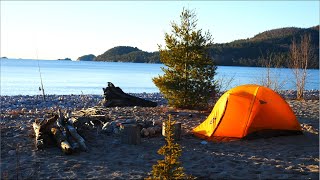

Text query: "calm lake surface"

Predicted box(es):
[1, 58, 319, 95]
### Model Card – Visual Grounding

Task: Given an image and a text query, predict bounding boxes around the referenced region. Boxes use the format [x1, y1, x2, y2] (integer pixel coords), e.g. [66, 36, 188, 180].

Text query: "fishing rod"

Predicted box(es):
[36, 48, 46, 101]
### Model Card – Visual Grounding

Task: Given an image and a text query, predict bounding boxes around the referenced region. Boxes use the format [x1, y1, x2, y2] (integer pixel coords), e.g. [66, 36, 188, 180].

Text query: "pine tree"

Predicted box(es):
[153, 8, 217, 109]
[146, 115, 189, 180]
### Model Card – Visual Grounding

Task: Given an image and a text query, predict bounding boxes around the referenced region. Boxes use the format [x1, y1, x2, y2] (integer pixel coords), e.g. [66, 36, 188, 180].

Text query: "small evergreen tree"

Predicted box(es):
[153, 8, 217, 110]
[146, 115, 189, 180]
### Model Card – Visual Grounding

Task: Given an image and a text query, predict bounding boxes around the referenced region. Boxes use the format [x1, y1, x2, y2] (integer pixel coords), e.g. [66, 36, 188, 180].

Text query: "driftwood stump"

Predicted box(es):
[120, 124, 141, 145]
[162, 122, 182, 141]
[101, 82, 157, 107]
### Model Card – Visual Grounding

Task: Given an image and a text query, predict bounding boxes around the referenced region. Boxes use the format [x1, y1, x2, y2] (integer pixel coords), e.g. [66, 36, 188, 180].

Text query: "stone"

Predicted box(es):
[8, 150, 16, 156]
[141, 128, 149, 137]
[125, 119, 135, 124]
[147, 127, 156, 136]
[153, 119, 162, 126]
[154, 126, 162, 133]
[113, 128, 120, 135]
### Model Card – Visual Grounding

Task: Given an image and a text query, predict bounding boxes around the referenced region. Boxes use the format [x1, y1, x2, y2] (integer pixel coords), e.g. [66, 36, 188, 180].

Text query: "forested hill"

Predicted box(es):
[210, 25, 319, 68]
[83, 26, 319, 68]
[94, 46, 160, 63]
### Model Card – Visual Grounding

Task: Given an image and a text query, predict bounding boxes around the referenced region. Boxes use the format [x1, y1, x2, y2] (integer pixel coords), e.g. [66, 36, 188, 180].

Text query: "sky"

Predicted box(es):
[1, 1, 319, 60]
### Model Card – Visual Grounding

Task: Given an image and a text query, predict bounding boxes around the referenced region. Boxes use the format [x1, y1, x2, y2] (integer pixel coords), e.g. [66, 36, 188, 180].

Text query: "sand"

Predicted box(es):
[0, 94, 319, 179]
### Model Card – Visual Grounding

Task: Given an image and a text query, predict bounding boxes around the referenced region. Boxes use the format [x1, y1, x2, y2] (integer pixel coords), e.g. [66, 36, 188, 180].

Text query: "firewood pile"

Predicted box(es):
[32, 107, 164, 154]
[32, 109, 105, 154]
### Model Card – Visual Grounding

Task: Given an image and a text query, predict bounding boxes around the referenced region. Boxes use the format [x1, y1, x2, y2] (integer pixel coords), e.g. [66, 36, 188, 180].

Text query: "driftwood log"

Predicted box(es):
[101, 82, 157, 107]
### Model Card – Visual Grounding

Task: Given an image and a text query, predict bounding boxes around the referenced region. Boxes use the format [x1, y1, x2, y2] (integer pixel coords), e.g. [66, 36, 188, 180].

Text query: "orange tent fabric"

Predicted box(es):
[192, 84, 302, 140]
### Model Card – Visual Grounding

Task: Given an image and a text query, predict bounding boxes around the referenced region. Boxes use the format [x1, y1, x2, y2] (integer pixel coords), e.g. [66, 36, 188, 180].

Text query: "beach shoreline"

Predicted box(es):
[1, 91, 319, 179]
[1, 89, 319, 111]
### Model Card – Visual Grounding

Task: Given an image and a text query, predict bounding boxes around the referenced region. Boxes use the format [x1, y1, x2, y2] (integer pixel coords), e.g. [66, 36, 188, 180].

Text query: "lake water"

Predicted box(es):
[1, 58, 319, 95]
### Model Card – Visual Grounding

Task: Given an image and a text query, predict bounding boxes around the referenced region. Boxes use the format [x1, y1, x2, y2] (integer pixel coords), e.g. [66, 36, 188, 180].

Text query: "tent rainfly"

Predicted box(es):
[192, 84, 302, 140]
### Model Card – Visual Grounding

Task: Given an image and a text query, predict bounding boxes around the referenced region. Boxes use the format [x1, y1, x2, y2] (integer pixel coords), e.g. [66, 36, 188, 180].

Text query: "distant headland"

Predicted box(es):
[57, 58, 72, 61]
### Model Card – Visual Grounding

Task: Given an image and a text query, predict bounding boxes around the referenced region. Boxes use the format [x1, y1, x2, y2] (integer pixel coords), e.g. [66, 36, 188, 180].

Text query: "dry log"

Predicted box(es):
[66, 135, 80, 151]
[60, 141, 72, 155]
[64, 112, 88, 151]
[51, 127, 72, 154]
[57, 109, 68, 127]
[33, 122, 40, 138]
[162, 122, 182, 141]
[120, 124, 141, 145]
[33, 114, 58, 149]
[32, 122, 44, 149]
[101, 82, 157, 107]
[90, 115, 108, 122]
[66, 125, 87, 151]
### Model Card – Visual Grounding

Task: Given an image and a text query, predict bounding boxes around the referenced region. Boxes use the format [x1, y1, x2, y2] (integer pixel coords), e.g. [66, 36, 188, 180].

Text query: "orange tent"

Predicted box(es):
[192, 84, 302, 140]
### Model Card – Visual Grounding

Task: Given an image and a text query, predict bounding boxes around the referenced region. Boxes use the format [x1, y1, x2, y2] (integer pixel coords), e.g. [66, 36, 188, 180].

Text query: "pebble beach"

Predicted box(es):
[1, 90, 319, 179]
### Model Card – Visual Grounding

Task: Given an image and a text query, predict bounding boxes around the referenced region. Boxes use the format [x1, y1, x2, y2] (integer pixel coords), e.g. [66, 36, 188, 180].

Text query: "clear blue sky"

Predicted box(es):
[1, 1, 319, 60]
